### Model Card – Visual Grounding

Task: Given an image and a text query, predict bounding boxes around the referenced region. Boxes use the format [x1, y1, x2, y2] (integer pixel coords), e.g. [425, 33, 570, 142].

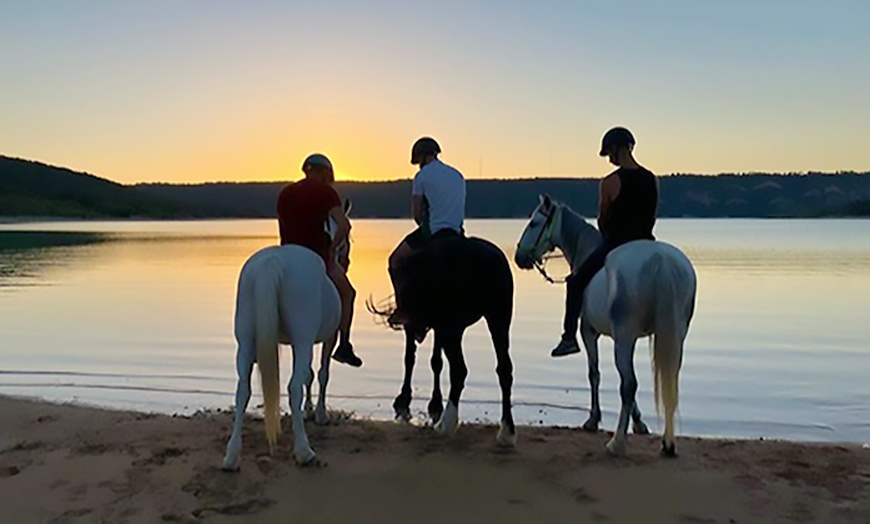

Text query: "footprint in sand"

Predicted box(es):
[678, 516, 718, 524]
[1, 465, 21, 477]
[193, 498, 275, 518]
[572, 487, 597, 504]
[132, 446, 186, 467]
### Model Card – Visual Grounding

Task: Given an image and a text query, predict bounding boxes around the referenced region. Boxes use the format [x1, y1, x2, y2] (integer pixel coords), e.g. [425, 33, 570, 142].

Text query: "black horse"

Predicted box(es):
[374, 235, 516, 445]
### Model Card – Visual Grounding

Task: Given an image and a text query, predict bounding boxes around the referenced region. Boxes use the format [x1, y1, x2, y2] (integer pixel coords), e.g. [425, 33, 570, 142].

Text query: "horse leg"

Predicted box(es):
[222, 341, 255, 471]
[579, 321, 602, 432]
[304, 363, 315, 421]
[631, 401, 650, 435]
[392, 329, 416, 421]
[487, 315, 516, 446]
[288, 340, 316, 465]
[606, 338, 638, 457]
[315, 333, 338, 425]
[434, 329, 465, 436]
[660, 334, 686, 457]
[427, 332, 444, 422]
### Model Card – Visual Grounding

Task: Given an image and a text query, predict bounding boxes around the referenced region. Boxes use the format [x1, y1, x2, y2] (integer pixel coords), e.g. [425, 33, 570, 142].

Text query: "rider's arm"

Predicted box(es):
[412, 195, 425, 225]
[328, 205, 350, 247]
[597, 174, 621, 233]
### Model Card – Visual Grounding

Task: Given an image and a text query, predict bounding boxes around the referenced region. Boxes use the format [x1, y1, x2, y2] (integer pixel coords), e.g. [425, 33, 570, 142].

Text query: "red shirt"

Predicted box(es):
[276, 178, 341, 262]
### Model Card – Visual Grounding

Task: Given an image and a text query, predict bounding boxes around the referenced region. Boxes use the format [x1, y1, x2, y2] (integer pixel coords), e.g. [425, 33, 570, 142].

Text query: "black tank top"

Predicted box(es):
[603, 167, 657, 245]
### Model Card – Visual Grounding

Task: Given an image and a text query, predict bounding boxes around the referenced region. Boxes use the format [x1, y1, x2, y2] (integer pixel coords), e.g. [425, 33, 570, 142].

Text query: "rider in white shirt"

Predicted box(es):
[387, 137, 466, 326]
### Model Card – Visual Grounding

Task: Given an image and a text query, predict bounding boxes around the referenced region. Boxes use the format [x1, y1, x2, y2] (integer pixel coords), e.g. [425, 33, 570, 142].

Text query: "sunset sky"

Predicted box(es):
[2, 1, 868, 184]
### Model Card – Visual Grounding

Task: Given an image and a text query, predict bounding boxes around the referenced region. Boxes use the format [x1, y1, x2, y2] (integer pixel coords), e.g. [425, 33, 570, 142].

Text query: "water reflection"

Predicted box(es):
[0, 220, 868, 442]
[0, 231, 108, 286]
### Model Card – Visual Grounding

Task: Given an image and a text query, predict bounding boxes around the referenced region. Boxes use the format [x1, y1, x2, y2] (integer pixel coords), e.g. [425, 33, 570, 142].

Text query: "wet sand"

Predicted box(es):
[1, 395, 868, 523]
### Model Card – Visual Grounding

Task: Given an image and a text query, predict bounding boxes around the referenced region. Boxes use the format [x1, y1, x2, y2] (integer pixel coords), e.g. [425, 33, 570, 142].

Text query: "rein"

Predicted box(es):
[533, 253, 570, 285]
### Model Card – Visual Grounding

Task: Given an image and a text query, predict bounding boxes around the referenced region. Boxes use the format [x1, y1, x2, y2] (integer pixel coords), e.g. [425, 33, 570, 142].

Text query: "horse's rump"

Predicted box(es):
[397, 236, 513, 328]
[583, 240, 695, 337]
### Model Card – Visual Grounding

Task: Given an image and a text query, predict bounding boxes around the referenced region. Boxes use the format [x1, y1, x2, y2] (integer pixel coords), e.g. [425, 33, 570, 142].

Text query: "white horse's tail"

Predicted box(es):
[254, 258, 282, 453]
[650, 253, 685, 423]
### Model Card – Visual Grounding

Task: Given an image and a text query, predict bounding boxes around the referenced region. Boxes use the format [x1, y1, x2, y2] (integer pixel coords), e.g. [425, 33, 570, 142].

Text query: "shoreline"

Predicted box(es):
[3, 216, 870, 224]
[1, 395, 868, 523]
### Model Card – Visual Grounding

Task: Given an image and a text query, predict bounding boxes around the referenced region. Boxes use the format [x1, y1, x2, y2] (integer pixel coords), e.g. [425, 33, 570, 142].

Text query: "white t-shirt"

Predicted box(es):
[411, 159, 465, 234]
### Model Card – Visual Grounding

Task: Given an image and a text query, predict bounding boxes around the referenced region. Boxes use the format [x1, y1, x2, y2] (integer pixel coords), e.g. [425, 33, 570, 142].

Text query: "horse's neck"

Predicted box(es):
[555, 206, 601, 271]
[326, 216, 350, 267]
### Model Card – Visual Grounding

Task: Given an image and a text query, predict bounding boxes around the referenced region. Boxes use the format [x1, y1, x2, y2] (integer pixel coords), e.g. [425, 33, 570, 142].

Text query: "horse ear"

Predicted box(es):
[540, 194, 552, 209]
[343, 199, 352, 215]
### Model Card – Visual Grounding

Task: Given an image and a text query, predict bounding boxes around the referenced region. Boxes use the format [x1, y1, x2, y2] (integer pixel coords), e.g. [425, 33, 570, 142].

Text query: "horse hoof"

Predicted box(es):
[661, 440, 677, 458]
[294, 447, 317, 466]
[427, 401, 444, 422]
[582, 419, 600, 432]
[394, 407, 412, 422]
[393, 396, 411, 417]
[314, 408, 330, 426]
[304, 404, 315, 421]
[297, 455, 326, 468]
[633, 421, 651, 435]
[496, 422, 517, 447]
[605, 437, 626, 457]
[221, 455, 241, 472]
[434, 401, 459, 435]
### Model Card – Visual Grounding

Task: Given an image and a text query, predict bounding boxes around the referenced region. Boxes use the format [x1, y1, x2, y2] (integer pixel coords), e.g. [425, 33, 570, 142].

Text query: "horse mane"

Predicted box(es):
[554, 202, 602, 271]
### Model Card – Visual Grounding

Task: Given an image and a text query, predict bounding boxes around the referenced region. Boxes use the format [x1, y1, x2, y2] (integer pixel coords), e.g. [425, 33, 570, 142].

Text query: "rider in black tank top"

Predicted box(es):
[551, 127, 660, 357]
[603, 167, 657, 246]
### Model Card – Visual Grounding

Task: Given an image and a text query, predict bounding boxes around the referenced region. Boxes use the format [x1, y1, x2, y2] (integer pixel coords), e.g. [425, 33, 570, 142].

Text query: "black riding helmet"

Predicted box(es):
[302, 153, 334, 183]
[599, 127, 635, 156]
[411, 137, 441, 165]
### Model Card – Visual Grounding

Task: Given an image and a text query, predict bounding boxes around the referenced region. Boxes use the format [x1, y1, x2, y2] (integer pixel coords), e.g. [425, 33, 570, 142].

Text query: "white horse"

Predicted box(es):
[222, 206, 349, 470]
[515, 195, 696, 457]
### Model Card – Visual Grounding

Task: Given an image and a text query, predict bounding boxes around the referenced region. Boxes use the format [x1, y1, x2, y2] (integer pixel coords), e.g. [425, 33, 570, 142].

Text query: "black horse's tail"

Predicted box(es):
[365, 294, 402, 330]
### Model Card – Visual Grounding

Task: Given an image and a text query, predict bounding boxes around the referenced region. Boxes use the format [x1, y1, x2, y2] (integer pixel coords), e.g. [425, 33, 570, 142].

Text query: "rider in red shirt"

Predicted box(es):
[277, 153, 362, 367]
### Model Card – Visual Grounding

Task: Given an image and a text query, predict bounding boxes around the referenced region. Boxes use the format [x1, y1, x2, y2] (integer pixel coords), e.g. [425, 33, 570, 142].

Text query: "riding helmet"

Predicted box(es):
[411, 137, 441, 165]
[599, 127, 635, 156]
[302, 153, 333, 174]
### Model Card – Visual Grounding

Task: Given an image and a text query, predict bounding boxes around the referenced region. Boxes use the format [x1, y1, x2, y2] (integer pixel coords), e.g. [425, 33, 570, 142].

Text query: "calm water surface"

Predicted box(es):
[1, 219, 869, 443]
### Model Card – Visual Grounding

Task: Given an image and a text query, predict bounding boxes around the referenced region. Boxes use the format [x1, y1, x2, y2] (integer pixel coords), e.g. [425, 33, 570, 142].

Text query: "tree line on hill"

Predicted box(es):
[2, 155, 869, 219]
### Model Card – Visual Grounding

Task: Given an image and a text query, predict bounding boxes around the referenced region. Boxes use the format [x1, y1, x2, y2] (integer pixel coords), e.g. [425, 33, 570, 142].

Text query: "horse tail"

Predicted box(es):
[254, 256, 282, 453]
[650, 252, 685, 423]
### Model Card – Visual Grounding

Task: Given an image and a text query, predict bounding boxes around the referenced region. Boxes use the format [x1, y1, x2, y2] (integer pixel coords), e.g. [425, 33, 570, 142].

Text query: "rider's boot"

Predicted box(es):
[332, 340, 363, 367]
[551, 333, 581, 357]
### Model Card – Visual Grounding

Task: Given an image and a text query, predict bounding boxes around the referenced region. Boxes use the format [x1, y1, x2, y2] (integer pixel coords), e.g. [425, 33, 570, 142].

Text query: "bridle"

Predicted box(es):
[522, 204, 570, 285]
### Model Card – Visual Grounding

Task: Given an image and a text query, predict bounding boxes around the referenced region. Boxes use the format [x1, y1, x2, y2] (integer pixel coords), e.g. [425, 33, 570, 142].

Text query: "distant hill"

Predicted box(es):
[139, 172, 870, 219]
[2, 154, 869, 218]
[0, 156, 181, 218]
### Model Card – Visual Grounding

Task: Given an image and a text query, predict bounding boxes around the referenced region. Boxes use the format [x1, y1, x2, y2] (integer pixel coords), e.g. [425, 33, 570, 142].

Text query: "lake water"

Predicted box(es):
[1, 218, 869, 444]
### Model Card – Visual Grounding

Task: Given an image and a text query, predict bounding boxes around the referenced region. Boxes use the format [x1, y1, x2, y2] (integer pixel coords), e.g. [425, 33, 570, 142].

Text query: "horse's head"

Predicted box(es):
[515, 194, 561, 270]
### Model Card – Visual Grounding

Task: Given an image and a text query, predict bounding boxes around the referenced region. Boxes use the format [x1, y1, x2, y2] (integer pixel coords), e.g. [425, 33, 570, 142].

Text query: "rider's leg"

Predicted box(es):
[328, 263, 362, 367]
[388, 240, 413, 274]
[552, 241, 609, 357]
[329, 263, 355, 346]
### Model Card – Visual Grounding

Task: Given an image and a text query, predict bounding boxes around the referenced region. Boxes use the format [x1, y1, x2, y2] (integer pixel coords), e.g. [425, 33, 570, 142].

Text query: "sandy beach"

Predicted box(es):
[0, 395, 868, 523]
